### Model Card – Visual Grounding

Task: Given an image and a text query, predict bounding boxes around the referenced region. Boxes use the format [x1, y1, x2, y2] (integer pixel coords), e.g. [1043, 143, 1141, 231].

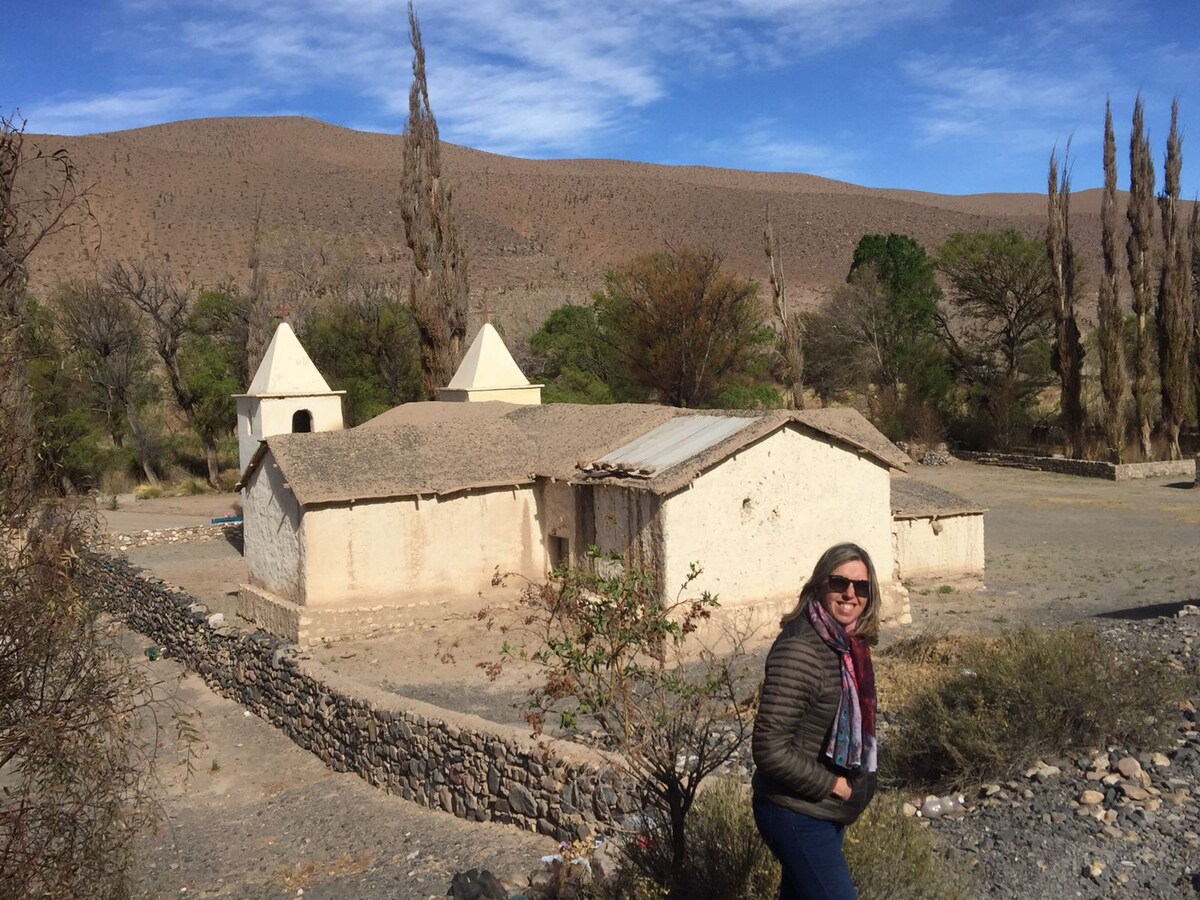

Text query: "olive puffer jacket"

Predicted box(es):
[751, 614, 877, 824]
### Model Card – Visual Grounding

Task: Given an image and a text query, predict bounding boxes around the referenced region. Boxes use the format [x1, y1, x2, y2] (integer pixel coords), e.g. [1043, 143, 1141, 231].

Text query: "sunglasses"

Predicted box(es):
[827, 574, 870, 596]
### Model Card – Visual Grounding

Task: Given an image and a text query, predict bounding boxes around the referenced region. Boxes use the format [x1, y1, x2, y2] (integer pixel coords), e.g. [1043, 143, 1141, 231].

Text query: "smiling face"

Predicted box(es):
[822, 559, 870, 631]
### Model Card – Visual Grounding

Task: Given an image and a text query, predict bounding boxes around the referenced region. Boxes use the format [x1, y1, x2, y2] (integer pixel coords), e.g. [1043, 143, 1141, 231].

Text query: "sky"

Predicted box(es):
[7, 0, 1199, 196]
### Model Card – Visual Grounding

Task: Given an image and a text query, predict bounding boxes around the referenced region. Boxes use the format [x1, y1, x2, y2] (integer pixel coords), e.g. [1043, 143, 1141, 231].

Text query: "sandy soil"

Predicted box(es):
[110, 461, 1199, 898]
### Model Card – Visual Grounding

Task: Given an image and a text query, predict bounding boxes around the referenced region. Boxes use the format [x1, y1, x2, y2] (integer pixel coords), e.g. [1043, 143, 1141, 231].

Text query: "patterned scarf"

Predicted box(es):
[805, 598, 877, 773]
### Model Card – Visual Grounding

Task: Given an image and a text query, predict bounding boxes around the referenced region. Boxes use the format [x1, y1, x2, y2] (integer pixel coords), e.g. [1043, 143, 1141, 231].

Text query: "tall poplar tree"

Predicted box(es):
[1191, 204, 1200, 428]
[400, 1, 469, 399]
[1097, 100, 1127, 462]
[1155, 100, 1193, 460]
[764, 206, 804, 408]
[1047, 146, 1085, 458]
[1126, 97, 1157, 459]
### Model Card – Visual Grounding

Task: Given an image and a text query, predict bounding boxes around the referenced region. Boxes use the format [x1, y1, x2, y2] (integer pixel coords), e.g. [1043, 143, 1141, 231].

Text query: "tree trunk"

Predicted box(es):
[204, 442, 220, 488]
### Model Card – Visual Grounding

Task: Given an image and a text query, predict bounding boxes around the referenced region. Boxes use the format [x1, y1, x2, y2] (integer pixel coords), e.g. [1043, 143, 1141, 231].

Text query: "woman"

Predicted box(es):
[752, 543, 880, 900]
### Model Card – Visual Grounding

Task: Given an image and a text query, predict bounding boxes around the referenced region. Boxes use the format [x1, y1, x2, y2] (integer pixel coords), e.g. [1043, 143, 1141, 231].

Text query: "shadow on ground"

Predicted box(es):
[1093, 599, 1200, 621]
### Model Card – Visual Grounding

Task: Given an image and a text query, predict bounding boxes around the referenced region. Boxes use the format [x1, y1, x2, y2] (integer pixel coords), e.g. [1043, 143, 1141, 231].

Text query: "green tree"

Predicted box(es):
[528, 304, 631, 404]
[179, 288, 248, 474]
[845, 234, 945, 415]
[937, 230, 1056, 448]
[300, 280, 422, 424]
[593, 246, 773, 408]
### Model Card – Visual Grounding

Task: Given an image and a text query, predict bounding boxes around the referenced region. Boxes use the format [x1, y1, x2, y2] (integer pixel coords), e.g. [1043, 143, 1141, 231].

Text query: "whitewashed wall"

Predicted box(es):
[301, 486, 547, 610]
[893, 514, 985, 580]
[243, 453, 305, 603]
[659, 428, 895, 611]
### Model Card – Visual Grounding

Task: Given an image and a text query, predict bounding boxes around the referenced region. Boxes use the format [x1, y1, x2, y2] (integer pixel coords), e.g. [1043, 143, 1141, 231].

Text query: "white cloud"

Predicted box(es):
[48, 0, 944, 152]
[26, 86, 259, 135]
[695, 118, 862, 180]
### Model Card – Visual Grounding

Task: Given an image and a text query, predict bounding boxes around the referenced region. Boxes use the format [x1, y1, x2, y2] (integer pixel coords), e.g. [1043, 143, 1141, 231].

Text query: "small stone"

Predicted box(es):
[1116, 757, 1142, 779]
[1079, 789, 1105, 806]
[1150, 752, 1170, 768]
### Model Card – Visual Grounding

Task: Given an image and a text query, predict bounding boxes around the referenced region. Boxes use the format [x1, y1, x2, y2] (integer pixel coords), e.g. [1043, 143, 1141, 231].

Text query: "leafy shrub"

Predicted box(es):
[846, 794, 977, 900]
[884, 625, 1192, 792]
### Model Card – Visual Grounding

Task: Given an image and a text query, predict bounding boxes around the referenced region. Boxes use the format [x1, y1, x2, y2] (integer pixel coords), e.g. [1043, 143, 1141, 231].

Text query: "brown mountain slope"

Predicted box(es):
[24, 116, 1108, 328]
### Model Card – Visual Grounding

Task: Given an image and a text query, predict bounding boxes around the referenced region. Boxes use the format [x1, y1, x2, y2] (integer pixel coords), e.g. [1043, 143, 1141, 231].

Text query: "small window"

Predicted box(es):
[291, 409, 313, 433]
[548, 535, 570, 571]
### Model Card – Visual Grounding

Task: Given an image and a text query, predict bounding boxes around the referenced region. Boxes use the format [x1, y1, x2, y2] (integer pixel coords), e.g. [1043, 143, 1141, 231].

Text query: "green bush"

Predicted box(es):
[846, 794, 976, 900]
[885, 625, 1192, 792]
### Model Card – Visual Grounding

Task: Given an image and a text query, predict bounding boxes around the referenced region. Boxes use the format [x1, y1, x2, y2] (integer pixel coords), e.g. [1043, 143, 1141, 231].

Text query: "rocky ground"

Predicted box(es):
[103, 463, 1199, 898]
[918, 608, 1200, 899]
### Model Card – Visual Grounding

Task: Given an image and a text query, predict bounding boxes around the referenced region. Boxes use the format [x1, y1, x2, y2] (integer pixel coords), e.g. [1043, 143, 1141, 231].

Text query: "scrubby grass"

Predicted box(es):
[132, 484, 163, 500]
[846, 793, 977, 900]
[883, 624, 1192, 792]
[173, 477, 210, 497]
[618, 777, 970, 900]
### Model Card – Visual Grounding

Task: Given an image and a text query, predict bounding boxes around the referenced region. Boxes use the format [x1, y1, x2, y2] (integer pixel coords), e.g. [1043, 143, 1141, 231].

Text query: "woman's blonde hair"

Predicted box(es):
[779, 542, 881, 644]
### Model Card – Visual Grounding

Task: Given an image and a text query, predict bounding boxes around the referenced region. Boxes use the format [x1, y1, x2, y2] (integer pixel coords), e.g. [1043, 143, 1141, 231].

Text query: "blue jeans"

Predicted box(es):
[753, 800, 857, 900]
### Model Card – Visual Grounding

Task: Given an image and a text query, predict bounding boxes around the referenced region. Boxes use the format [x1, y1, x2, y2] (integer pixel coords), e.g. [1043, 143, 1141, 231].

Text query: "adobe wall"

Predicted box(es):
[892, 513, 985, 580]
[85, 553, 638, 841]
[660, 428, 905, 622]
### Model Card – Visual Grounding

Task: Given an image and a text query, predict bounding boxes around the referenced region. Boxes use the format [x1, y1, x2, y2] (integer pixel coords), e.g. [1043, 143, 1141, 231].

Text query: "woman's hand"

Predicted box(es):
[831, 776, 852, 800]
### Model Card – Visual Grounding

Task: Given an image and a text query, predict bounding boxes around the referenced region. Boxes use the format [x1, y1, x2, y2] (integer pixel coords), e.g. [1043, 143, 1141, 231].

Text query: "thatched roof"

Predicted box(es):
[244, 403, 908, 507]
[890, 475, 986, 519]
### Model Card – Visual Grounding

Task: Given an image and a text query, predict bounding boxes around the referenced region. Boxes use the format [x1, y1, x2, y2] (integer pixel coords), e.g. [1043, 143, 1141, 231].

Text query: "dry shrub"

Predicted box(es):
[622, 778, 972, 900]
[884, 624, 1192, 792]
[845, 793, 977, 900]
[874, 627, 969, 712]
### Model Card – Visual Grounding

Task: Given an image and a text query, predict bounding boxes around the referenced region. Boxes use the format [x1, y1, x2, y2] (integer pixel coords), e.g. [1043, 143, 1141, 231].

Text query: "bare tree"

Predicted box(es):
[0, 112, 164, 899]
[1155, 99, 1193, 460]
[1097, 100, 1128, 462]
[54, 279, 163, 484]
[764, 206, 804, 408]
[1047, 145, 1086, 458]
[1126, 96, 1157, 459]
[245, 195, 273, 382]
[1192, 204, 1200, 429]
[108, 261, 224, 485]
[401, 1, 469, 398]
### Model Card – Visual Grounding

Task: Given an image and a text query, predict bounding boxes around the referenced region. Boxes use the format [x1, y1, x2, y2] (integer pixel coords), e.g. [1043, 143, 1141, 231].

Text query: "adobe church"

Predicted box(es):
[234, 323, 981, 643]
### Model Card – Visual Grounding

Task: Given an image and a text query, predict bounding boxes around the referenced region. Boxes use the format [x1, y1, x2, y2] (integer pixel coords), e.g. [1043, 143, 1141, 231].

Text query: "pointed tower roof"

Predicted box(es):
[445, 323, 533, 390]
[244, 323, 333, 396]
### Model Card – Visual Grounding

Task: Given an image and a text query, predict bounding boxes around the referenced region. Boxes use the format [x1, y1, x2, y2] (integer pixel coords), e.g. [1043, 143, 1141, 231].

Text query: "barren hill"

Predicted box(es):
[24, 116, 1106, 333]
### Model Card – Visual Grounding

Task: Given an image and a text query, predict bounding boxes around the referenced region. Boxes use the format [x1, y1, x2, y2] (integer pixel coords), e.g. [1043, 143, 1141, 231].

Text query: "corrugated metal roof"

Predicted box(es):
[584, 415, 757, 477]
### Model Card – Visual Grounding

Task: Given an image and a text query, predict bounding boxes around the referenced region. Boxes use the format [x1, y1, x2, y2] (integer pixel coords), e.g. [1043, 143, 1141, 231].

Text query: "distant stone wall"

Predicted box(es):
[84, 553, 639, 841]
[957, 451, 1196, 482]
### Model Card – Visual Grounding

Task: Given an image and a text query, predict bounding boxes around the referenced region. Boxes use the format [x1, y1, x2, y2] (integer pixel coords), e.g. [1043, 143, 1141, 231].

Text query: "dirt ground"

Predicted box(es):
[108, 461, 1199, 898]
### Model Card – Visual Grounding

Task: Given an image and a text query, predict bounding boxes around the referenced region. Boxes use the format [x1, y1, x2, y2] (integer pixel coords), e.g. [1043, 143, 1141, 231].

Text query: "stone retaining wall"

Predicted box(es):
[84, 553, 639, 841]
[957, 451, 1197, 482]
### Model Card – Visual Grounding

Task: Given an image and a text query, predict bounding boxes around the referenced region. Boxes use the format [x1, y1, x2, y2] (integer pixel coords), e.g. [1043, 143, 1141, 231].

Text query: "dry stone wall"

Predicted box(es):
[84, 552, 640, 841]
[957, 451, 1197, 482]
